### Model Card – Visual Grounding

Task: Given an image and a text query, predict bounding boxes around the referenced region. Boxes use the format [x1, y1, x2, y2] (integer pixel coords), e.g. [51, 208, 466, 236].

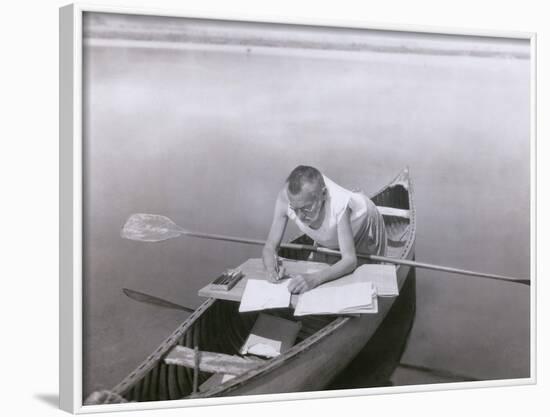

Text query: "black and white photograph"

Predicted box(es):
[62, 5, 533, 412]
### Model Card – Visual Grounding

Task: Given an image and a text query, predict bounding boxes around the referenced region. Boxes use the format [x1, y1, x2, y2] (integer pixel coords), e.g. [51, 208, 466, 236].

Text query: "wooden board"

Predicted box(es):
[198, 258, 329, 302]
[240, 313, 302, 356]
[164, 346, 264, 375]
[377, 206, 410, 219]
[199, 373, 235, 392]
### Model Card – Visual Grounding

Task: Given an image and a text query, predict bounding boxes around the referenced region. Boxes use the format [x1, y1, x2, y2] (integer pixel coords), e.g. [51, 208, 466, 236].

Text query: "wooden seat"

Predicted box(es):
[164, 345, 265, 375]
[377, 206, 410, 219]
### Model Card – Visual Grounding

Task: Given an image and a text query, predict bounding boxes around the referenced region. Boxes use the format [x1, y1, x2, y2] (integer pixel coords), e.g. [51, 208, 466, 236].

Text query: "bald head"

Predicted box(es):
[286, 165, 325, 196]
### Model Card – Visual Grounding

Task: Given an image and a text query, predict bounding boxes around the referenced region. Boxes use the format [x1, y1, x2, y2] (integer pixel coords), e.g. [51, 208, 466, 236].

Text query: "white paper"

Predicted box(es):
[241, 335, 283, 358]
[294, 281, 377, 316]
[221, 374, 235, 383]
[355, 264, 399, 296]
[339, 294, 378, 314]
[238, 279, 291, 312]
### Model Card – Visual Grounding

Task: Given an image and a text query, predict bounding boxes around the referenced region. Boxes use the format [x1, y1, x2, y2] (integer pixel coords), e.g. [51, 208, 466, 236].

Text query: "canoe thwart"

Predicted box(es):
[164, 345, 265, 375]
[376, 206, 410, 219]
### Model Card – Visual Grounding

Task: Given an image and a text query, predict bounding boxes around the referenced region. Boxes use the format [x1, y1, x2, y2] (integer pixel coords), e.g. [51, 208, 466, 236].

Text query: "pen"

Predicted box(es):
[273, 253, 280, 280]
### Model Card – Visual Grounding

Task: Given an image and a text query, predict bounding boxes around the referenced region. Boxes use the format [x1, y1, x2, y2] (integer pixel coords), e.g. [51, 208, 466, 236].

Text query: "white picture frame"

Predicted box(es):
[60, 3, 536, 414]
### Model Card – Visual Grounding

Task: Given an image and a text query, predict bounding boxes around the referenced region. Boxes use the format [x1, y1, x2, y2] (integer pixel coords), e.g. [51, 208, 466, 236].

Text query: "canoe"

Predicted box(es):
[108, 168, 416, 401]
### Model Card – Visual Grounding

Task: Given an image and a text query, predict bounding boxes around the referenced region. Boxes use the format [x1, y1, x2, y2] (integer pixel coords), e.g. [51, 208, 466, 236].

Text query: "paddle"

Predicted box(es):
[122, 288, 195, 313]
[121, 213, 530, 286]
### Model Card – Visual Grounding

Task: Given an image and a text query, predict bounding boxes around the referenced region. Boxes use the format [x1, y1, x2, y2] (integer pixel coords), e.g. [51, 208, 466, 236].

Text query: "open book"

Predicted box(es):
[238, 263, 398, 316]
[239, 279, 292, 312]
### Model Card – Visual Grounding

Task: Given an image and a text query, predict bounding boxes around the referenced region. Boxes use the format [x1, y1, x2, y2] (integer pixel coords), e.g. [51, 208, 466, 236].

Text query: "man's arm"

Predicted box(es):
[262, 189, 289, 282]
[288, 208, 357, 294]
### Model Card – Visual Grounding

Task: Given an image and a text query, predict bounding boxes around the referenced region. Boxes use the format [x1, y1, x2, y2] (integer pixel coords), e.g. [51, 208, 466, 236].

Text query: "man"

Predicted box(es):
[262, 165, 387, 294]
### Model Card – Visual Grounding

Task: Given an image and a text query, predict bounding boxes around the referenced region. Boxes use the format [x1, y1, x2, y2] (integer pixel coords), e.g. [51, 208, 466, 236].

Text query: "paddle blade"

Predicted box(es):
[121, 213, 184, 242]
[123, 288, 195, 313]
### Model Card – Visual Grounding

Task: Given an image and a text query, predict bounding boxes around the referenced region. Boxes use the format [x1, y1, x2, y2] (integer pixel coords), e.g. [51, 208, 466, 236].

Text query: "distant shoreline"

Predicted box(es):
[83, 13, 530, 60]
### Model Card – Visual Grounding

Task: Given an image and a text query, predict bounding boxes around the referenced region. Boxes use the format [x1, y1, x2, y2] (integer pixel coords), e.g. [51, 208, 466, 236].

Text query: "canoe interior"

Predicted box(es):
[116, 300, 339, 402]
[112, 169, 414, 402]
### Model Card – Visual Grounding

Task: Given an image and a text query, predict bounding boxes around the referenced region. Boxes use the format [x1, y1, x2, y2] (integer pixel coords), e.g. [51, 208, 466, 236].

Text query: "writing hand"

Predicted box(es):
[266, 266, 287, 283]
[288, 273, 318, 294]
[267, 269, 280, 283]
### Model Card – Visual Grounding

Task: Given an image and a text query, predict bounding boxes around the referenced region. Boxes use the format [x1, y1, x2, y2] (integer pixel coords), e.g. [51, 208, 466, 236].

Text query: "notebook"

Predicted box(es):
[238, 279, 292, 312]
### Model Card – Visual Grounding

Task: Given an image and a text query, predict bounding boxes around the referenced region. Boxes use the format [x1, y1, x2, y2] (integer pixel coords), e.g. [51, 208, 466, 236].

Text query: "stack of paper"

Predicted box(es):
[294, 281, 378, 316]
[354, 264, 399, 297]
[238, 279, 291, 312]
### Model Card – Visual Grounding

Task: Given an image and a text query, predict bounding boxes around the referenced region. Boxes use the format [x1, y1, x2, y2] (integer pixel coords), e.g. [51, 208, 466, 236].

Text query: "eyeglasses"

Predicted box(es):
[289, 189, 326, 216]
[291, 200, 319, 215]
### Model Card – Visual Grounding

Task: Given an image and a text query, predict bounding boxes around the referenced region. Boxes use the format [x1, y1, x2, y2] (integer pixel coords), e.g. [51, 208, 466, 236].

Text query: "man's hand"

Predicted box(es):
[266, 266, 286, 283]
[266, 269, 280, 283]
[288, 273, 319, 294]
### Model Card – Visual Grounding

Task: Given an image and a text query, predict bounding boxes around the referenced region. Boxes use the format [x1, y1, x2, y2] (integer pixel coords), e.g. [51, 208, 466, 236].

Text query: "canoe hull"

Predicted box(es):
[107, 168, 417, 402]
[215, 246, 414, 397]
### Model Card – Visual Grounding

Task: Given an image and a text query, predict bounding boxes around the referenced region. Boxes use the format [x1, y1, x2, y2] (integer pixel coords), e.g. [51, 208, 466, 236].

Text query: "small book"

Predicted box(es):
[240, 313, 302, 358]
[209, 269, 244, 291]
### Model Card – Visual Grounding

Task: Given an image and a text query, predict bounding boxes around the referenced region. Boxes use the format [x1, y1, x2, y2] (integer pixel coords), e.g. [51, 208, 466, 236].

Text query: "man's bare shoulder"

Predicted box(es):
[274, 187, 289, 214]
[276, 187, 289, 203]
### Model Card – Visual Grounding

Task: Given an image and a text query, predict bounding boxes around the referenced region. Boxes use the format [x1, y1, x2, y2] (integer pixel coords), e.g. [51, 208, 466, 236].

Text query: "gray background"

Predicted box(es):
[82, 13, 530, 396]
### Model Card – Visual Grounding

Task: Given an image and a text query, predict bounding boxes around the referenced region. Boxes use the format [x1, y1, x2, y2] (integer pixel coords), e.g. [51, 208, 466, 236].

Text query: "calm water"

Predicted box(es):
[82, 39, 530, 395]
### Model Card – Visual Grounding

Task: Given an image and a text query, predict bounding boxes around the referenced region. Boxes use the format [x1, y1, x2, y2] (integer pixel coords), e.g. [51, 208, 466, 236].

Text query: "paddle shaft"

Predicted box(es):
[178, 229, 529, 286]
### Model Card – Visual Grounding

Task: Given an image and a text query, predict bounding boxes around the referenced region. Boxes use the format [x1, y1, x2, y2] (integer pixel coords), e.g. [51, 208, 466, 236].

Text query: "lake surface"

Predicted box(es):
[82, 33, 531, 396]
